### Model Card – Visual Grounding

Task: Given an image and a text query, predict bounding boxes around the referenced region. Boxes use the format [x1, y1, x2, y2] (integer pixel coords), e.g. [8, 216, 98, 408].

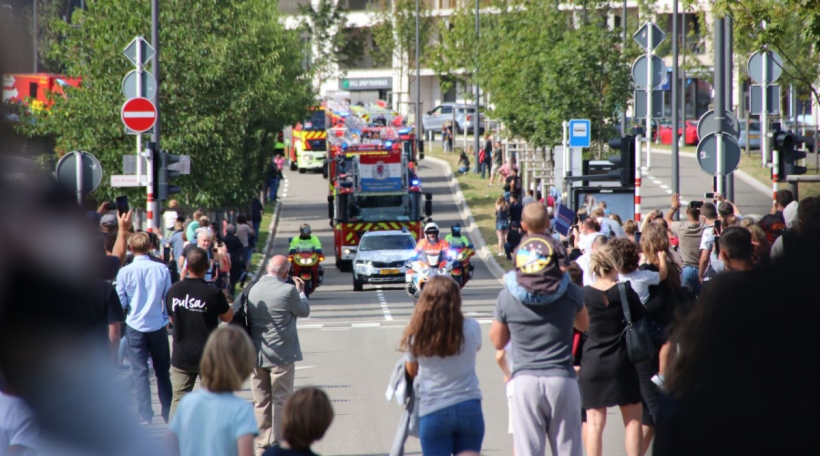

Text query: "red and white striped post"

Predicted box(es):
[635, 135, 642, 222]
[771, 146, 779, 204]
[146, 146, 155, 232]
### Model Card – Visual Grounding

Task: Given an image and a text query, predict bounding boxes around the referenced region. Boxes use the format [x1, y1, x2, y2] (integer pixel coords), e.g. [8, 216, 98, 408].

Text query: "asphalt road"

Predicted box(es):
[637, 149, 771, 216]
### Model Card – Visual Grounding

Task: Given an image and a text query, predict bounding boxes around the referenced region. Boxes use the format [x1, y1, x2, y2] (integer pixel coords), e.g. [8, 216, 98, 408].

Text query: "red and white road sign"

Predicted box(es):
[121, 97, 157, 133]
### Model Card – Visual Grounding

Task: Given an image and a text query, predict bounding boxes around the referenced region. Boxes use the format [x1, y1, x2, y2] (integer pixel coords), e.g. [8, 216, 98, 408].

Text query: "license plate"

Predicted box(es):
[380, 269, 400, 275]
[750, 135, 759, 139]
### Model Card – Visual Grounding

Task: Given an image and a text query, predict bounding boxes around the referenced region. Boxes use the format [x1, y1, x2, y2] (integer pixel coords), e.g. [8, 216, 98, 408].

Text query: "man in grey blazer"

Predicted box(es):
[247, 255, 310, 453]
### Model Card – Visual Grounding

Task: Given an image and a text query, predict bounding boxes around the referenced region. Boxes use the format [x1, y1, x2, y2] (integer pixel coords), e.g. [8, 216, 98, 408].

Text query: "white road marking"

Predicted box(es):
[295, 366, 316, 370]
[376, 286, 394, 321]
[352, 322, 380, 328]
[660, 184, 669, 190]
[321, 327, 351, 331]
[652, 179, 663, 185]
[665, 189, 673, 194]
[298, 324, 325, 329]
[477, 319, 493, 325]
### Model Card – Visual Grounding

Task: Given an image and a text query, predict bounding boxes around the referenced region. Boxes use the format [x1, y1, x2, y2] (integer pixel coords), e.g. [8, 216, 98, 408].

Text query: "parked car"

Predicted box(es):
[657, 120, 699, 146]
[613, 117, 659, 140]
[737, 121, 761, 150]
[422, 103, 496, 134]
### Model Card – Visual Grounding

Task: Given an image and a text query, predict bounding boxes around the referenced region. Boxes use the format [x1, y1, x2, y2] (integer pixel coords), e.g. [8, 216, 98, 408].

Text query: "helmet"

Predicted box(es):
[424, 222, 440, 236]
[299, 224, 311, 236]
[451, 224, 461, 237]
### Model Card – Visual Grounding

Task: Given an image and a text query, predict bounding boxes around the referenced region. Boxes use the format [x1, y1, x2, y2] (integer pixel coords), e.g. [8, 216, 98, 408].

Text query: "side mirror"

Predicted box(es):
[426, 110, 432, 115]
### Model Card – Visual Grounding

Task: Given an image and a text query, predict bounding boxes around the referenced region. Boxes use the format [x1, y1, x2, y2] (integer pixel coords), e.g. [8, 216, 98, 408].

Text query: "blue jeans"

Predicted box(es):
[419, 399, 485, 455]
[681, 265, 701, 297]
[126, 326, 172, 422]
[268, 177, 280, 202]
[480, 162, 490, 178]
[457, 165, 469, 174]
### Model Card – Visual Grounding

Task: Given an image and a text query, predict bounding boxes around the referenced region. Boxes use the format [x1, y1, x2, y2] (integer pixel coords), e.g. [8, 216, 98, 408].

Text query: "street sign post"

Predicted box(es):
[123, 37, 155, 66]
[122, 70, 157, 100]
[55, 151, 103, 204]
[568, 119, 591, 148]
[634, 91, 663, 119]
[750, 84, 781, 115]
[696, 133, 741, 175]
[697, 109, 740, 139]
[747, 51, 783, 84]
[747, 49, 782, 167]
[121, 97, 157, 133]
[632, 21, 665, 171]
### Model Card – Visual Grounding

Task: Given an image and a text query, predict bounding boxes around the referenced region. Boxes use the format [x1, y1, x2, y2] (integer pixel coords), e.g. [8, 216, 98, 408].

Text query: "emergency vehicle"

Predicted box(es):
[288, 109, 329, 174]
[3, 73, 82, 111]
[326, 143, 432, 272]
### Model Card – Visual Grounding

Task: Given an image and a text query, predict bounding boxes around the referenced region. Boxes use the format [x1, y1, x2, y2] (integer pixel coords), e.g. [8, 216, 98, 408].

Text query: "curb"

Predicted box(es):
[255, 180, 286, 277]
[648, 149, 772, 198]
[424, 156, 506, 283]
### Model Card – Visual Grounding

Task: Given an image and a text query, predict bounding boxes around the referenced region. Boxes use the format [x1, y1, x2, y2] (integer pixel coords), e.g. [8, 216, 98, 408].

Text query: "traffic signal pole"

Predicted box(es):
[150, 0, 161, 231]
[671, 0, 680, 220]
[713, 17, 725, 196]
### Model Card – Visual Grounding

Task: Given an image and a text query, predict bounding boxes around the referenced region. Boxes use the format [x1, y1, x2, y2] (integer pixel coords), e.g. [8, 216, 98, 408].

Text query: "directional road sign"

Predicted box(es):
[110, 174, 141, 187]
[747, 50, 783, 84]
[696, 133, 741, 175]
[121, 97, 157, 133]
[631, 55, 666, 89]
[122, 70, 157, 100]
[750, 84, 781, 115]
[568, 119, 591, 148]
[633, 21, 666, 52]
[55, 151, 103, 193]
[123, 37, 155, 66]
[634, 90, 663, 119]
[697, 110, 740, 139]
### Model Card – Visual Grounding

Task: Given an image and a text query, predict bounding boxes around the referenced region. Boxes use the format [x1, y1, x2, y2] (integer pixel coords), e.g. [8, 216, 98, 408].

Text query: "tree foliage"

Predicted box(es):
[19, 0, 314, 209]
[297, 0, 365, 85]
[432, 0, 631, 151]
[371, 0, 434, 110]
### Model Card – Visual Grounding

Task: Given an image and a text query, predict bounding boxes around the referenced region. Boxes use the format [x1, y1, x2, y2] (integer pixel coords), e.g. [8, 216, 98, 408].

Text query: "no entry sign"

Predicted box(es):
[121, 97, 157, 133]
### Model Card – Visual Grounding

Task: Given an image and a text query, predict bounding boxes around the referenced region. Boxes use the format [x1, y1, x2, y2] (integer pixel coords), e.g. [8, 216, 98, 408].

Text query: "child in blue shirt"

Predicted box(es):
[168, 326, 258, 456]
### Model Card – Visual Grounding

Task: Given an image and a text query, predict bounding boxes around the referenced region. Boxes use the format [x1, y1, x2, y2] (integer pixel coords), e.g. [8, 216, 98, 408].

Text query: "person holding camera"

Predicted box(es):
[665, 194, 704, 295]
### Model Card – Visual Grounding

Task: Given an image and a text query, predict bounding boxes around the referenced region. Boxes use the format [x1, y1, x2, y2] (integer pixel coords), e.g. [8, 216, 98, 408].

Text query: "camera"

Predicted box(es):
[704, 192, 715, 199]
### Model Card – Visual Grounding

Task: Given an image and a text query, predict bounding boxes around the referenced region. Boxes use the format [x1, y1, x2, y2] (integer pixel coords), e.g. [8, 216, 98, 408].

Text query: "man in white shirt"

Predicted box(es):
[0, 388, 39, 456]
[591, 208, 624, 239]
[576, 235, 608, 286]
[163, 199, 179, 239]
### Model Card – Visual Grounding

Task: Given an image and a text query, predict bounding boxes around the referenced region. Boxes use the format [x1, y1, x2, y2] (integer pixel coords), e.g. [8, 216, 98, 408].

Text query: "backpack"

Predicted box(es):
[478, 150, 486, 164]
[758, 213, 786, 244]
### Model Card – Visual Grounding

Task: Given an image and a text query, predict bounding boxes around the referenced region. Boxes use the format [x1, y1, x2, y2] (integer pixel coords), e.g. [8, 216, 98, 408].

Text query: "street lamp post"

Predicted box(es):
[473, 0, 480, 173]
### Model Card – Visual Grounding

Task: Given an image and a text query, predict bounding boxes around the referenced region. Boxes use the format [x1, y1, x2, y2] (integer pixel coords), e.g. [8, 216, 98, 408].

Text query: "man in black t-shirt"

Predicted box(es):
[166, 247, 234, 419]
[505, 168, 521, 202]
[91, 278, 126, 359]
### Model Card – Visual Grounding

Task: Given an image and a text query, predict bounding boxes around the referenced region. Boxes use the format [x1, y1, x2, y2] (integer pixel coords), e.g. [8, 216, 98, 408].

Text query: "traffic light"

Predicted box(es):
[607, 135, 636, 187]
[773, 130, 808, 180]
[155, 149, 182, 200]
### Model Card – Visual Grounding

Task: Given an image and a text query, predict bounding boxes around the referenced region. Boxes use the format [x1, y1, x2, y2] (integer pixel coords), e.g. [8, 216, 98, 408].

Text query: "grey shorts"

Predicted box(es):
[491, 164, 501, 174]
[511, 375, 583, 456]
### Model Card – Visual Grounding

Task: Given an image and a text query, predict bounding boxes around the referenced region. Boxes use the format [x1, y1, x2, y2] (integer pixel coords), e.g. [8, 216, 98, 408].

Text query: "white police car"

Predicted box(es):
[352, 230, 418, 292]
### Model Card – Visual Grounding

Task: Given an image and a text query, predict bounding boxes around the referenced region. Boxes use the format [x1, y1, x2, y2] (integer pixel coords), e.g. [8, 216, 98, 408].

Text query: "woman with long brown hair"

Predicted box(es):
[635, 223, 682, 454]
[495, 196, 510, 256]
[401, 276, 484, 455]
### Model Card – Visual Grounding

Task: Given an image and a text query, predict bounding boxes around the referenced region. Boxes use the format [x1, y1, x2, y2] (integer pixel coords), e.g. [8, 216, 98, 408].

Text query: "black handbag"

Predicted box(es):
[230, 278, 259, 336]
[618, 283, 654, 364]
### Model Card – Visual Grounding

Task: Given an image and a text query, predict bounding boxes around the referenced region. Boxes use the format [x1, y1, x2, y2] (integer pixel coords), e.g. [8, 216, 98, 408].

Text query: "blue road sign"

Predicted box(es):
[568, 119, 591, 148]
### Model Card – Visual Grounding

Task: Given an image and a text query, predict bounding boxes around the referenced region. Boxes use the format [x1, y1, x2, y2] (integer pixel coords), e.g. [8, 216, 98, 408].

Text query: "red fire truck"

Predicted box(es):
[326, 143, 432, 272]
[3, 73, 82, 110]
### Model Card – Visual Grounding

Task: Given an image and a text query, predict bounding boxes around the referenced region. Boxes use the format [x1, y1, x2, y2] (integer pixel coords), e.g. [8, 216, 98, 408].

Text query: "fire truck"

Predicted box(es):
[288, 109, 329, 174]
[326, 143, 432, 272]
[3, 73, 82, 110]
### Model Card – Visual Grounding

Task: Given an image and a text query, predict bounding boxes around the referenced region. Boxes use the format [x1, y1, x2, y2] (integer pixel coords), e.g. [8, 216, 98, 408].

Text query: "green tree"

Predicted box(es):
[297, 0, 365, 86]
[19, 0, 314, 209]
[371, 0, 434, 112]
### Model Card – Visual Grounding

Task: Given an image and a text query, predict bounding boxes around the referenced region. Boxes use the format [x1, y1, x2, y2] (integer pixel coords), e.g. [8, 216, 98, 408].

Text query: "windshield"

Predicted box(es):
[348, 194, 418, 222]
[359, 235, 416, 251]
[304, 111, 326, 131]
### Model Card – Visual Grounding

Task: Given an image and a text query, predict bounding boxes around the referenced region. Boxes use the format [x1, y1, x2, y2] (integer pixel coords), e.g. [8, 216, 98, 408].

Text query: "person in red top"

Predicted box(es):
[415, 223, 450, 259]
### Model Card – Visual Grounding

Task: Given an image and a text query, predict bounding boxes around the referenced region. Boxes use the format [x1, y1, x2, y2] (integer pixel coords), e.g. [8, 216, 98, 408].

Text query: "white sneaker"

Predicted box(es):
[497, 252, 505, 256]
[651, 373, 665, 388]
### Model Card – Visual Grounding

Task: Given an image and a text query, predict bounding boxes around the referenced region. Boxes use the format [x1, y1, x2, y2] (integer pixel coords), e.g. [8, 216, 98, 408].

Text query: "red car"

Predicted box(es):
[657, 120, 699, 145]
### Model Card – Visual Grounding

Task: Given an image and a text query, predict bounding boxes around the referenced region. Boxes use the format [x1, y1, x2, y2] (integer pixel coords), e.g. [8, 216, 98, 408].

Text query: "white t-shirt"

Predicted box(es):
[619, 269, 661, 304]
[599, 217, 625, 238]
[0, 392, 39, 454]
[163, 210, 178, 230]
[576, 252, 594, 286]
[699, 225, 722, 280]
[578, 231, 603, 253]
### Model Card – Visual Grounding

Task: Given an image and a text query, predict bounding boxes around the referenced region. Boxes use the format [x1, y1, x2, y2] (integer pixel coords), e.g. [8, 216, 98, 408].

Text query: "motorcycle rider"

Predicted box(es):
[414, 222, 450, 259]
[288, 224, 324, 284]
[444, 224, 475, 279]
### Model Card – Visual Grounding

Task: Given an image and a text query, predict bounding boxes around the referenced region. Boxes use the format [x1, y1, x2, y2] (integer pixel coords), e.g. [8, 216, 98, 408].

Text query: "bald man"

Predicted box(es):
[247, 255, 309, 452]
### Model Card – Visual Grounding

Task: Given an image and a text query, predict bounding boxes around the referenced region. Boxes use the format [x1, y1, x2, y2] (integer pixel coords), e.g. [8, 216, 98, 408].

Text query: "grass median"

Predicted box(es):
[426, 144, 514, 272]
[250, 203, 275, 273]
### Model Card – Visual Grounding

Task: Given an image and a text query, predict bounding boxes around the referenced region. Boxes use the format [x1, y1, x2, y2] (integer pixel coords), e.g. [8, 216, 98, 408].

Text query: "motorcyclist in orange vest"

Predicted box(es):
[414, 222, 450, 260]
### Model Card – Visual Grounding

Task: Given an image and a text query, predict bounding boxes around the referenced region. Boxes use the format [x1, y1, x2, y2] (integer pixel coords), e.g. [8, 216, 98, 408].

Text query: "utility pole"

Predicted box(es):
[32, 0, 37, 72]
[671, 0, 679, 219]
[760, 20, 769, 168]
[415, 0, 420, 152]
[151, 0, 161, 230]
[725, 15, 734, 201]
[714, 17, 725, 196]
[621, 0, 627, 134]
[473, 0, 480, 173]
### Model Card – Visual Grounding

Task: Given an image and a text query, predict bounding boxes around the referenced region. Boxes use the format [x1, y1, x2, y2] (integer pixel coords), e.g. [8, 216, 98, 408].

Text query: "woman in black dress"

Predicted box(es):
[579, 245, 644, 456]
